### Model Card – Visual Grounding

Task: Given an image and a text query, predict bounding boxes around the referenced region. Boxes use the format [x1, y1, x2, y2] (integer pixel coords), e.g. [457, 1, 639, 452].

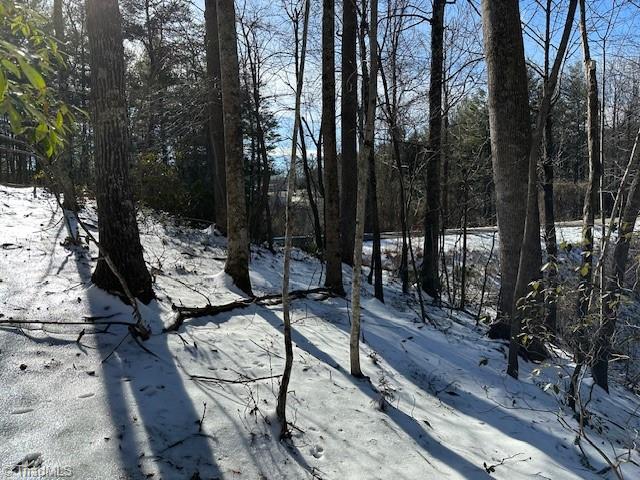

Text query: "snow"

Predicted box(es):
[1, 184, 640, 479]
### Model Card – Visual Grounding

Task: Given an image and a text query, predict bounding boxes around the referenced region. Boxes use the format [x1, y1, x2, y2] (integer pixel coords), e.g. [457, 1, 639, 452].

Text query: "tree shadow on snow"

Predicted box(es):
[298, 297, 595, 477]
[73, 256, 220, 479]
[259, 307, 491, 479]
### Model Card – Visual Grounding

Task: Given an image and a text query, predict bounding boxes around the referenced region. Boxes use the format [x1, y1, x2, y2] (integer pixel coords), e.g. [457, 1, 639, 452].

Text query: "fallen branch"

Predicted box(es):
[190, 373, 282, 384]
[165, 287, 333, 332]
[0, 318, 134, 327]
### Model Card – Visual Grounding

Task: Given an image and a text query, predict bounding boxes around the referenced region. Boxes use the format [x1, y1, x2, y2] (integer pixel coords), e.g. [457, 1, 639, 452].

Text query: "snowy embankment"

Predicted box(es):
[1, 185, 639, 479]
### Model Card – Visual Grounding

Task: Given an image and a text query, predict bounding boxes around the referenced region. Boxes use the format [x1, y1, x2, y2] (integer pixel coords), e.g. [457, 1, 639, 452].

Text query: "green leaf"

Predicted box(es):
[18, 57, 45, 91]
[4, 100, 23, 133]
[45, 140, 54, 158]
[35, 122, 48, 142]
[2, 59, 20, 78]
[579, 263, 590, 278]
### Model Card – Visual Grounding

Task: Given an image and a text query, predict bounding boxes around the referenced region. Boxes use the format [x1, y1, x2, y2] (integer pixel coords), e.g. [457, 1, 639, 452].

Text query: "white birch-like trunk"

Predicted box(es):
[350, 0, 378, 378]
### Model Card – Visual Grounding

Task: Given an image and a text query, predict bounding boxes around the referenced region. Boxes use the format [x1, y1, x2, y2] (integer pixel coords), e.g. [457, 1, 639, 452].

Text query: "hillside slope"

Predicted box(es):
[1, 185, 639, 479]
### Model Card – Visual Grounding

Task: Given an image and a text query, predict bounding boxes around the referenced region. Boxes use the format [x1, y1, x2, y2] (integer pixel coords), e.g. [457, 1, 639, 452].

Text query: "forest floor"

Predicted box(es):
[1, 184, 640, 480]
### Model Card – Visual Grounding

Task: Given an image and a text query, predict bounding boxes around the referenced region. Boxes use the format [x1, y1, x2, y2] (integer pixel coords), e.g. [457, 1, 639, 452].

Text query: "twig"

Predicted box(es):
[130, 332, 161, 359]
[101, 332, 131, 364]
[199, 402, 207, 433]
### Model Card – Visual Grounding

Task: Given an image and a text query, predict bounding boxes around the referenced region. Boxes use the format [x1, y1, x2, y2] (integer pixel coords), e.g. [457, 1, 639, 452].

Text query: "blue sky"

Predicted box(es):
[189, 0, 640, 165]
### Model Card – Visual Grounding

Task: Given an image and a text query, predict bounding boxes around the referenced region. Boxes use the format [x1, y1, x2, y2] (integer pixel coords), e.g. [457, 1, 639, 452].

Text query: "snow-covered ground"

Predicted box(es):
[2, 184, 640, 479]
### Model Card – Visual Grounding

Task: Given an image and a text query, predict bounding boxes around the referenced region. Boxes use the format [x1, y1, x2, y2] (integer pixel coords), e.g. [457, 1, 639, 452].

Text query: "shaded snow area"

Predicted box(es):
[2, 185, 640, 480]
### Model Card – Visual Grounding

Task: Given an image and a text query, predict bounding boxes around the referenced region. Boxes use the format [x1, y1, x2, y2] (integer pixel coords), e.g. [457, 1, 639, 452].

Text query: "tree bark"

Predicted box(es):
[577, 0, 601, 321]
[216, 0, 252, 295]
[341, 0, 358, 265]
[350, 0, 378, 378]
[506, 0, 577, 378]
[541, 0, 558, 333]
[367, 147, 384, 302]
[481, 0, 537, 330]
[53, 0, 78, 214]
[322, 0, 344, 294]
[86, 0, 154, 303]
[204, 0, 228, 232]
[421, 0, 445, 299]
[572, 0, 601, 395]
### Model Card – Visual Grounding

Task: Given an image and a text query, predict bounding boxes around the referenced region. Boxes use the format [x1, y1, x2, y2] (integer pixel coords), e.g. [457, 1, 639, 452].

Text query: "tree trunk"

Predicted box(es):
[350, 0, 378, 378]
[300, 127, 323, 253]
[460, 173, 469, 309]
[277, 0, 311, 439]
[340, 0, 358, 266]
[421, 0, 445, 299]
[506, 0, 577, 378]
[216, 0, 252, 295]
[53, 0, 78, 214]
[481, 0, 537, 333]
[322, 0, 344, 294]
[577, 0, 601, 321]
[367, 145, 384, 302]
[86, 0, 154, 303]
[541, 0, 558, 333]
[379, 61, 409, 294]
[205, 0, 228, 232]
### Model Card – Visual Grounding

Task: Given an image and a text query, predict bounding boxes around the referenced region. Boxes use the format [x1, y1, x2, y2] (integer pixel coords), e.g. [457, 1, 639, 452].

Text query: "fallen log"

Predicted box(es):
[165, 287, 334, 332]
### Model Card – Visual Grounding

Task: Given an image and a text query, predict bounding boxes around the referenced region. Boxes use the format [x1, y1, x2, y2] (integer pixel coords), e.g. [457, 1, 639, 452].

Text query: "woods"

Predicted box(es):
[5, 0, 640, 478]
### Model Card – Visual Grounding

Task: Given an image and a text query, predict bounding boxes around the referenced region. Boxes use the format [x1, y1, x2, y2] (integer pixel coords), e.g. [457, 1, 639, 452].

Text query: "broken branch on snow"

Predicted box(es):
[165, 287, 334, 332]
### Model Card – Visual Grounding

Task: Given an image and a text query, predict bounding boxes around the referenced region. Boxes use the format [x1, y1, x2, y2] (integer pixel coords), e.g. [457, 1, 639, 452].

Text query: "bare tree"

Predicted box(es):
[576, 0, 601, 320]
[482, 0, 538, 340]
[507, 0, 578, 378]
[238, 8, 275, 248]
[341, 0, 358, 266]
[358, 0, 383, 302]
[378, 0, 411, 294]
[322, 0, 344, 294]
[541, 0, 558, 333]
[421, 0, 445, 300]
[350, 0, 378, 378]
[299, 125, 323, 252]
[204, 0, 227, 232]
[277, 0, 311, 440]
[217, 0, 252, 295]
[86, 0, 154, 303]
[53, 0, 78, 215]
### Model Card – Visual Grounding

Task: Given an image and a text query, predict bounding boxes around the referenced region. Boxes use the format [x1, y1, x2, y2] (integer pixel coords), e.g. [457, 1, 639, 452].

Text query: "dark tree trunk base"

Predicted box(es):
[487, 320, 511, 340]
[591, 357, 610, 393]
[92, 260, 155, 305]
